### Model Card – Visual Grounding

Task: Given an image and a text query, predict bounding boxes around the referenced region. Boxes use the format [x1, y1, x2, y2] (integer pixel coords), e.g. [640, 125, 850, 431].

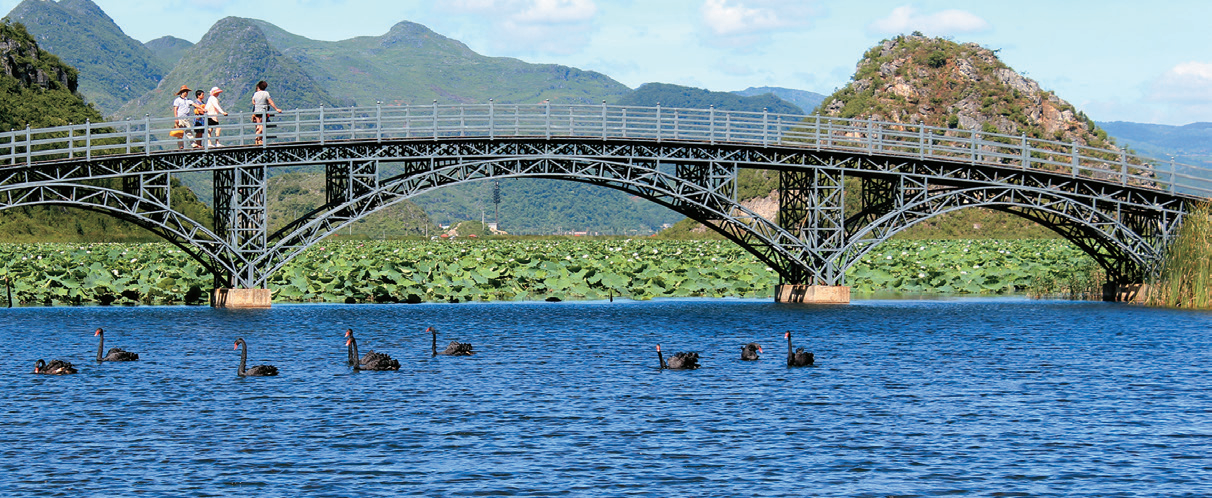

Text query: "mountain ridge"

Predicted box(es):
[7, 0, 167, 114]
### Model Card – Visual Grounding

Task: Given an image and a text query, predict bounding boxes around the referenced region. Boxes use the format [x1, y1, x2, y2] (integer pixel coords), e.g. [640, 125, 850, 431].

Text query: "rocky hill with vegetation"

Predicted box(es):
[819, 34, 1117, 149]
[7, 0, 168, 115]
[0, 20, 211, 242]
[663, 34, 1133, 240]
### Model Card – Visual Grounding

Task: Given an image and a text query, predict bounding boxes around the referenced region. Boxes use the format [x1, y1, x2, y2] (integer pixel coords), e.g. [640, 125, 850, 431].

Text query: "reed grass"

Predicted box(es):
[1147, 202, 1212, 309]
[1027, 257, 1105, 301]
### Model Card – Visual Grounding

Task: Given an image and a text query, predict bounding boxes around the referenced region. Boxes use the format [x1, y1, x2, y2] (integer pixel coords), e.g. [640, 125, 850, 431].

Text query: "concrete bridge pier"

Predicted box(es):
[1102, 283, 1149, 304]
[775, 285, 851, 304]
[211, 288, 272, 308]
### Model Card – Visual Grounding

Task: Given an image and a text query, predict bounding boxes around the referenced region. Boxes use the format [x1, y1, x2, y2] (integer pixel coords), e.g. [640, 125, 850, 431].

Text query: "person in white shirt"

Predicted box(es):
[251, 80, 282, 145]
[170, 85, 195, 149]
[205, 86, 229, 147]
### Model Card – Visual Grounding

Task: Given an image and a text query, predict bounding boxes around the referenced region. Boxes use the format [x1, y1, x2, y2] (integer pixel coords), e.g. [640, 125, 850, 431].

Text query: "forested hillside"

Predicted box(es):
[733, 86, 825, 114]
[414, 179, 680, 235]
[144, 36, 193, 68]
[266, 173, 435, 237]
[0, 20, 211, 243]
[116, 17, 344, 120]
[619, 83, 803, 114]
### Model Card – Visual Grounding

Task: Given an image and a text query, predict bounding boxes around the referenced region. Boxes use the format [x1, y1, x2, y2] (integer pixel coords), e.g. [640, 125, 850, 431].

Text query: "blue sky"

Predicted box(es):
[5, 0, 1209, 125]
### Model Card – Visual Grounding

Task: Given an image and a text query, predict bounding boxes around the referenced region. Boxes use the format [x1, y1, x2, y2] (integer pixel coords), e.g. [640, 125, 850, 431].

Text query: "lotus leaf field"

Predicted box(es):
[0, 239, 1099, 306]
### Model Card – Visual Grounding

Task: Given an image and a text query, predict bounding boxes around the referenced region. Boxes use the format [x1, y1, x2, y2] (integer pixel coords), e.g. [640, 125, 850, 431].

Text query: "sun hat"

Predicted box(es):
[176, 85, 189, 95]
[210, 86, 223, 95]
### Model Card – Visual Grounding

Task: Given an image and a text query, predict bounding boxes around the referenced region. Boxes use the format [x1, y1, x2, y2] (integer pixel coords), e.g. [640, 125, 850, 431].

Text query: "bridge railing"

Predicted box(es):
[0, 103, 1209, 198]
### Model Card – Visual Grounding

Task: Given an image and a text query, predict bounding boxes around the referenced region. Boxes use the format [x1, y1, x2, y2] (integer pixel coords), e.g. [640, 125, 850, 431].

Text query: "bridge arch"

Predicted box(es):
[250, 155, 815, 288]
[837, 184, 1165, 283]
[0, 181, 235, 280]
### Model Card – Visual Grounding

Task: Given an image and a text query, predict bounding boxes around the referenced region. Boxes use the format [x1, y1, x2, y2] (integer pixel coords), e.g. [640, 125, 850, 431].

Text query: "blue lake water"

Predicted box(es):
[1, 298, 1210, 497]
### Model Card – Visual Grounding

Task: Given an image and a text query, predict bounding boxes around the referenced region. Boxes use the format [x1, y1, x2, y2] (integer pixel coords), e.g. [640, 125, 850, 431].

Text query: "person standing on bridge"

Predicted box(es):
[192, 89, 207, 149]
[171, 85, 196, 150]
[251, 80, 282, 145]
[205, 86, 228, 147]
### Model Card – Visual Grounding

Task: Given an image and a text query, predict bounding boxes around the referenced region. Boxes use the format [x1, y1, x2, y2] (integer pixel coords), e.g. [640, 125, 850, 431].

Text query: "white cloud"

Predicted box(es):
[441, 0, 599, 55]
[868, 6, 989, 35]
[513, 0, 597, 23]
[700, 0, 819, 37]
[1150, 62, 1212, 102]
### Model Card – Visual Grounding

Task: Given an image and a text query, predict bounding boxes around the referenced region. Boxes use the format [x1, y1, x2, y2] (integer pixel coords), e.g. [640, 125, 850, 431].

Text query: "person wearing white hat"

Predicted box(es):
[171, 85, 196, 149]
[204, 86, 229, 147]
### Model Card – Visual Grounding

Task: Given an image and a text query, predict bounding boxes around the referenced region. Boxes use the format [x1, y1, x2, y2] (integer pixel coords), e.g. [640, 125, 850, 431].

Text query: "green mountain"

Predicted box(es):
[117, 16, 645, 233]
[144, 36, 193, 69]
[413, 179, 681, 235]
[6, 0, 167, 115]
[618, 82, 803, 114]
[0, 20, 211, 243]
[733, 86, 825, 114]
[115, 17, 342, 120]
[251, 19, 631, 106]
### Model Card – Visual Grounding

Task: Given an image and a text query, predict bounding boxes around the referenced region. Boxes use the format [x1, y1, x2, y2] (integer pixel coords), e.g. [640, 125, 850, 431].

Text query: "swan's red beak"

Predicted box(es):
[784, 332, 789, 339]
[344, 330, 351, 337]
[94, 329, 101, 336]
[656, 344, 661, 352]
[233, 342, 239, 350]
[33, 366, 39, 373]
[758, 346, 763, 353]
[346, 338, 352, 346]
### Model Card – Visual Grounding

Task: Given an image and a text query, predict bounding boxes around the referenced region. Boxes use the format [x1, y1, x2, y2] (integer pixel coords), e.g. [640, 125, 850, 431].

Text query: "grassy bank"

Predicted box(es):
[1147, 203, 1212, 309]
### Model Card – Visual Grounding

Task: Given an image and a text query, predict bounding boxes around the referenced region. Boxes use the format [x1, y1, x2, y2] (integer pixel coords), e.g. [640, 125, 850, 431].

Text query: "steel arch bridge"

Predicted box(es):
[0, 103, 1207, 304]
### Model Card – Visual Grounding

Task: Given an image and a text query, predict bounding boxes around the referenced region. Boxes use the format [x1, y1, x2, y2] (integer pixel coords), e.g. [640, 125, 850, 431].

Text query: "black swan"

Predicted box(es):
[95, 328, 139, 362]
[428, 327, 473, 356]
[34, 359, 77, 375]
[785, 331, 814, 367]
[344, 329, 400, 371]
[656, 344, 700, 370]
[741, 342, 762, 361]
[234, 338, 279, 377]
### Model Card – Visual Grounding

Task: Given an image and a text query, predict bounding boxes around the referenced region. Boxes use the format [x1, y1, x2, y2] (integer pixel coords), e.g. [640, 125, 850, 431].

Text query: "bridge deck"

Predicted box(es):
[0, 103, 1207, 199]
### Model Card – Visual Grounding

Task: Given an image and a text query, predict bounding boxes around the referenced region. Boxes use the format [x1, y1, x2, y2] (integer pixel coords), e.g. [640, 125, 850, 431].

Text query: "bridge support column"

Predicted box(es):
[775, 285, 850, 304]
[211, 288, 272, 308]
[1102, 283, 1149, 304]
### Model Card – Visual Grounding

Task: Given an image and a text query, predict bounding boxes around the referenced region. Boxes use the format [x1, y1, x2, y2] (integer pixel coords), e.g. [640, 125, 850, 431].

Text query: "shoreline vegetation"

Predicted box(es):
[0, 238, 1102, 306]
[1147, 202, 1212, 309]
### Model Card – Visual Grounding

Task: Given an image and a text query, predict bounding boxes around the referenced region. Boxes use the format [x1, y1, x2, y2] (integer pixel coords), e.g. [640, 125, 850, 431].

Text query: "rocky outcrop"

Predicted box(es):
[0, 23, 76, 93]
[819, 34, 1117, 150]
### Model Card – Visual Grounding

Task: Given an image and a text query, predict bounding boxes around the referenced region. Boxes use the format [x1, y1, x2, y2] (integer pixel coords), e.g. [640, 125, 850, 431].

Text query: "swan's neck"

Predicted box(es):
[657, 347, 665, 369]
[431, 331, 437, 357]
[348, 337, 359, 366]
[96, 333, 104, 362]
[787, 334, 794, 365]
[238, 343, 247, 375]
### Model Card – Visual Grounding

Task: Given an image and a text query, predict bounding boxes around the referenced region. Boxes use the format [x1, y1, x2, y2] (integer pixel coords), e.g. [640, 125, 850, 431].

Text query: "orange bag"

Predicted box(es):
[169, 129, 185, 138]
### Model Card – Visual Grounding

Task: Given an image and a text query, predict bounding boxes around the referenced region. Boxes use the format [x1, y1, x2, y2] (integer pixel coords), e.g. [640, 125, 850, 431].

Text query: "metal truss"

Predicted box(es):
[0, 137, 1200, 290]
